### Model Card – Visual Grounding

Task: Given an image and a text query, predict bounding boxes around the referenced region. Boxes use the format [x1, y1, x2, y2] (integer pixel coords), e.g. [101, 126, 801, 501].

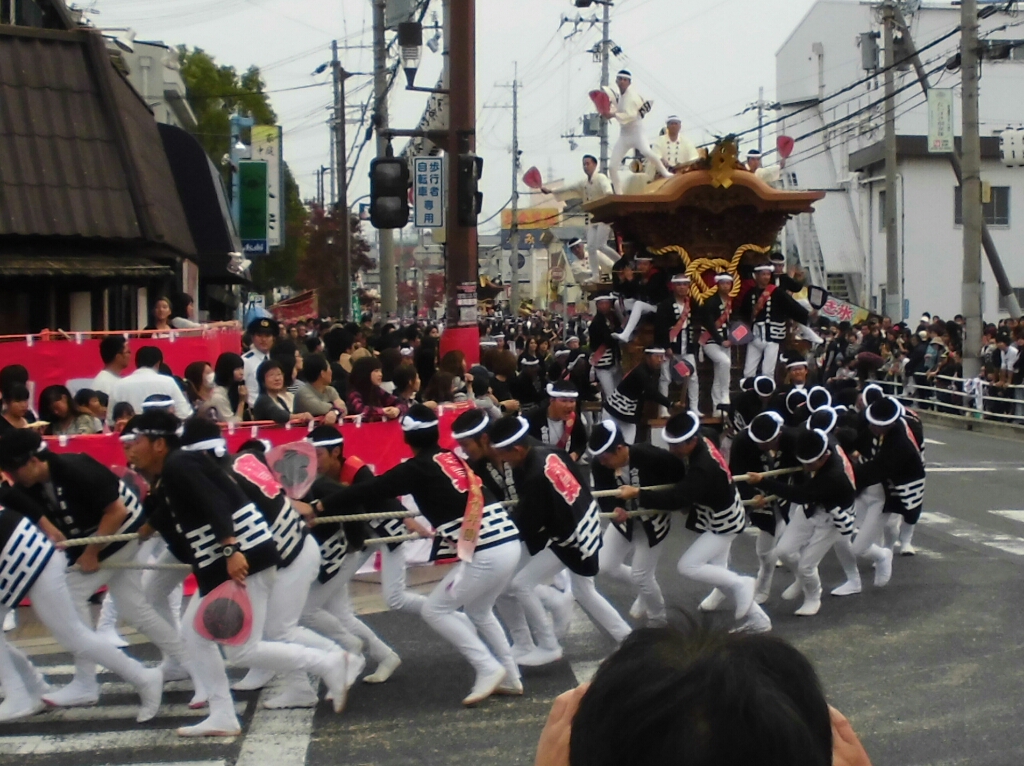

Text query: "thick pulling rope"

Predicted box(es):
[58, 468, 802, 549]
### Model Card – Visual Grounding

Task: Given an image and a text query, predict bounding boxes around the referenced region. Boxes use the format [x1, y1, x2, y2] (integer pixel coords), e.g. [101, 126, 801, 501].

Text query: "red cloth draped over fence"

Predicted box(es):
[44, 404, 470, 471]
[1, 327, 242, 396]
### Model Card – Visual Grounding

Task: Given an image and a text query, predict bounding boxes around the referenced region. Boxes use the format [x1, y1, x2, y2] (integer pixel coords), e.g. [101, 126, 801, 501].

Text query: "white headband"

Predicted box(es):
[451, 417, 489, 441]
[308, 435, 343, 448]
[749, 411, 784, 444]
[663, 414, 700, 444]
[754, 264, 774, 273]
[587, 420, 619, 457]
[492, 416, 531, 449]
[141, 397, 174, 409]
[644, 347, 667, 355]
[547, 383, 578, 399]
[181, 437, 228, 458]
[715, 273, 734, 283]
[401, 415, 438, 432]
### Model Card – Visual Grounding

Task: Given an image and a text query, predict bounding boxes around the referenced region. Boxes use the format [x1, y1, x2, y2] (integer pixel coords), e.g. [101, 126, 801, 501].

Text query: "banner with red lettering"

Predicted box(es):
[269, 291, 318, 323]
[1, 328, 241, 402]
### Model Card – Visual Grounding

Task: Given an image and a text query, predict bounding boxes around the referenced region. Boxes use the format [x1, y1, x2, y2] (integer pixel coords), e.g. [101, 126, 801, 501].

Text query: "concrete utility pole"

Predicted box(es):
[890, 6, 1021, 322]
[599, 0, 611, 174]
[332, 40, 352, 322]
[882, 2, 902, 324]
[374, 0, 397, 317]
[960, 0, 984, 377]
[443, 0, 478, 340]
[509, 66, 521, 313]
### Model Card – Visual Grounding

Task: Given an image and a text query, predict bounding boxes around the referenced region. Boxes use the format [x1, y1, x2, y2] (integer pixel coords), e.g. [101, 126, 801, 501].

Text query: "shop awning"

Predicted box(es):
[0, 255, 173, 278]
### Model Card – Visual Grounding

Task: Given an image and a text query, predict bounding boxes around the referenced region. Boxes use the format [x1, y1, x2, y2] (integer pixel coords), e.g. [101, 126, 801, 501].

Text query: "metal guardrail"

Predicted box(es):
[875, 375, 1024, 425]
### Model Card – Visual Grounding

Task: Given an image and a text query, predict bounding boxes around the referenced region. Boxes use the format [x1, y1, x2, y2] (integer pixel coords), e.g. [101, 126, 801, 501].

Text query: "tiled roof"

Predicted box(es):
[0, 26, 195, 256]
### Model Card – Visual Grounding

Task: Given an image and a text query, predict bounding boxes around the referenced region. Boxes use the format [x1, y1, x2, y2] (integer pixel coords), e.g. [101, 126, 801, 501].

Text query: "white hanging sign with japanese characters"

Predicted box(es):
[413, 156, 445, 228]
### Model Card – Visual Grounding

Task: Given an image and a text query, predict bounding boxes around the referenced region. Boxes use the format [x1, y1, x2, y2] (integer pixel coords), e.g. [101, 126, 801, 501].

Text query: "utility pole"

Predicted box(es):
[890, 6, 1020, 321]
[882, 1, 902, 324]
[757, 85, 765, 154]
[598, 0, 611, 174]
[443, 0, 479, 355]
[509, 66, 521, 313]
[332, 39, 352, 322]
[961, 0, 984, 377]
[373, 0, 397, 318]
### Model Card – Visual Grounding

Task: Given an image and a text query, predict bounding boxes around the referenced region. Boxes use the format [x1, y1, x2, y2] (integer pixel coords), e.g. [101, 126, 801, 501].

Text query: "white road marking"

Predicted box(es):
[2, 702, 246, 723]
[96, 763, 224, 766]
[235, 703, 314, 766]
[920, 512, 1024, 556]
[989, 510, 1024, 523]
[924, 438, 946, 446]
[0, 729, 237, 755]
[927, 467, 996, 473]
[569, 660, 601, 685]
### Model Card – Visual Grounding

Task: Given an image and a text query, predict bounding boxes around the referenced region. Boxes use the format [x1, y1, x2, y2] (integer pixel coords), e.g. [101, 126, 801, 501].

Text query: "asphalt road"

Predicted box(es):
[2, 422, 1023, 766]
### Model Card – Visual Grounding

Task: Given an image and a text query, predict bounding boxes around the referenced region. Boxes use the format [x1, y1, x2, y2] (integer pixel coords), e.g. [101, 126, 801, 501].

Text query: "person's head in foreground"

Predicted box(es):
[534, 626, 871, 766]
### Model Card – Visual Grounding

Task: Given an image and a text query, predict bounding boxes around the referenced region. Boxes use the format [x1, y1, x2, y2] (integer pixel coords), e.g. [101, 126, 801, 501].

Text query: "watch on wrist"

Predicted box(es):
[221, 544, 238, 558]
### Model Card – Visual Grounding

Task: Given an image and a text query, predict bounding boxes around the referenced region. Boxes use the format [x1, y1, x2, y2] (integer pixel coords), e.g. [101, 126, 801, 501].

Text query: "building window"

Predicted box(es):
[954, 186, 1010, 226]
[878, 190, 886, 231]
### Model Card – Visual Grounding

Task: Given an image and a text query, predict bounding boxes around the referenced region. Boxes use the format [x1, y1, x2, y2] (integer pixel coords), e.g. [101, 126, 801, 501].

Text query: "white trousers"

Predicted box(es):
[677, 531, 746, 605]
[851, 484, 890, 564]
[421, 541, 521, 681]
[744, 326, 780, 379]
[703, 343, 733, 410]
[595, 368, 620, 405]
[98, 537, 184, 637]
[610, 122, 670, 192]
[65, 542, 187, 688]
[380, 543, 427, 614]
[620, 300, 658, 341]
[183, 568, 339, 726]
[302, 549, 392, 662]
[773, 510, 841, 600]
[586, 223, 620, 281]
[264, 536, 338, 652]
[510, 547, 631, 647]
[598, 525, 666, 625]
[661, 355, 699, 416]
[0, 555, 152, 705]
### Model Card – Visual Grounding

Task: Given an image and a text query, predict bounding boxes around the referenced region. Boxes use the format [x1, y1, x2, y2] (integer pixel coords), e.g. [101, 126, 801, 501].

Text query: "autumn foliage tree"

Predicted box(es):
[294, 207, 374, 317]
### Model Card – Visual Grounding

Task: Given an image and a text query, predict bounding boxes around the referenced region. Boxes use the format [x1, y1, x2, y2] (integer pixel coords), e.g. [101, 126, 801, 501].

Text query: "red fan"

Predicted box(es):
[589, 89, 612, 118]
[194, 580, 253, 646]
[523, 167, 543, 190]
[777, 135, 795, 160]
[266, 441, 318, 500]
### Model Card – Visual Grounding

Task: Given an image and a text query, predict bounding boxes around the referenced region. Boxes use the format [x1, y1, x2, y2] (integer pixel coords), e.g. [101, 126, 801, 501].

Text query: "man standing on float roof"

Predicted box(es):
[541, 155, 618, 282]
[652, 115, 699, 175]
[607, 70, 672, 193]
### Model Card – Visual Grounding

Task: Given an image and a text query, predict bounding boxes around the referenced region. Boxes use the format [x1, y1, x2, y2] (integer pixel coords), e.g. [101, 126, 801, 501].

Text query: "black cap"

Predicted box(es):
[785, 388, 808, 415]
[806, 406, 838, 434]
[753, 376, 776, 397]
[806, 386, 832, 412]
[796, 429, 829, 464]
[664, 411, 701, 444]
[587, 420, 624, 457]
[490, 415, 531, 449]
[401, 403, 439, 432]
[180, 416, 222, 446]
[749, 411, 784, 444]
[866, 396, 901, 427]
[247, 317, 279, 336]
[739, 377, 755, 393]
[0, 428, 45, 472]
[308, 425, 345, 448]
[861, 383, 884, 407]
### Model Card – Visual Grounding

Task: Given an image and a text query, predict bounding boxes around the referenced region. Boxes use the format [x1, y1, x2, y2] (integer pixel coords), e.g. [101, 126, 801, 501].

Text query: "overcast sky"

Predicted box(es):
[93, 0, 821, 233]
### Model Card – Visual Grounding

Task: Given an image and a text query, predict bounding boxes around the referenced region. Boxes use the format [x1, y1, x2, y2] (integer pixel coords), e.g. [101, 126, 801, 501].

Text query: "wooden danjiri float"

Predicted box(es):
[583, 138, 825, 307]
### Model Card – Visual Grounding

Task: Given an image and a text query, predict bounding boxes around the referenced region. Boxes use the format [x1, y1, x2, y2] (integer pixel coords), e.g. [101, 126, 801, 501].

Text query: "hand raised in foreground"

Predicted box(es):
[534, 683, 589, 766]
[830, 706, 872, 766]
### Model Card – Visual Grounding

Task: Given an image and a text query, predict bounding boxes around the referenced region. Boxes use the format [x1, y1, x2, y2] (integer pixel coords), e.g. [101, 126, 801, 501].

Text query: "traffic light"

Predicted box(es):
[369, 156, 410, 229]
[456, 153, 483, 227]
[574, 0, 594, 6]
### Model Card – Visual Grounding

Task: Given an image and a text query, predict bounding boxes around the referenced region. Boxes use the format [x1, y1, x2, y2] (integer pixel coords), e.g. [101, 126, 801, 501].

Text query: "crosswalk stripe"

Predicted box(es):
[1, 702, 246, 723]
[923, 438, 946, 446]
[989, 510, 1024, 523]
[0, 729, 238, 755]
[920, 512, 1024, 556]
[927, 467, 996, 473]
[235, 705, 314, 766]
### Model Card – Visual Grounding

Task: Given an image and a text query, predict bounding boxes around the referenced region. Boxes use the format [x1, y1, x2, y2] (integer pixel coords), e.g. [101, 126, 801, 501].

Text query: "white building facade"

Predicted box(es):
[776, 0, 1024, 322]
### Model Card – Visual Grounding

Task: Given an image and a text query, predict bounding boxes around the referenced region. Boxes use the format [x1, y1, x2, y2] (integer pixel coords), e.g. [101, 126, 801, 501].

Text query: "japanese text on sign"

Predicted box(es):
[413, 157, 445, 228]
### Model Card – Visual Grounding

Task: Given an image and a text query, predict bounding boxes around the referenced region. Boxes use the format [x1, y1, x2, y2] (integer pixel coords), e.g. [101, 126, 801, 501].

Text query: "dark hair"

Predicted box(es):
[583, 154, 598, 164]
[38, 385, 84, 428]
[95, 391, 108, 407]
[112, 401, 135, 421]
[491, 350, 518, 379]
[256, 359, 285, 394]
[302, 354, 330, 384]
[171, 292, 193, 320]
[402, 404, 439, 451]
[214, 353, 244, 389]
[2, 383, 30, 406]
[378, 348, 403, 382]
[236, 438, 268, 454]
[99, 335, 128, 365]
[392, 365, 418, 396]
[569, 628, 832, 766]
[135, 346, 164, 369]
[322, 328, 355, 362]
[73, 388, 98, 409]
[183, 361, 211, 405]
[272, 353, 299, 386]
[304, 336, 323, 354]
[0, 427, 44, 471]
[125, 410, 180, 450]
[471, 375, 490, 398]
[422, 370, 455, 404]
[0, 365, 29, 391]
[439, 350, 467, 378]
[349, 356, 384, 407]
